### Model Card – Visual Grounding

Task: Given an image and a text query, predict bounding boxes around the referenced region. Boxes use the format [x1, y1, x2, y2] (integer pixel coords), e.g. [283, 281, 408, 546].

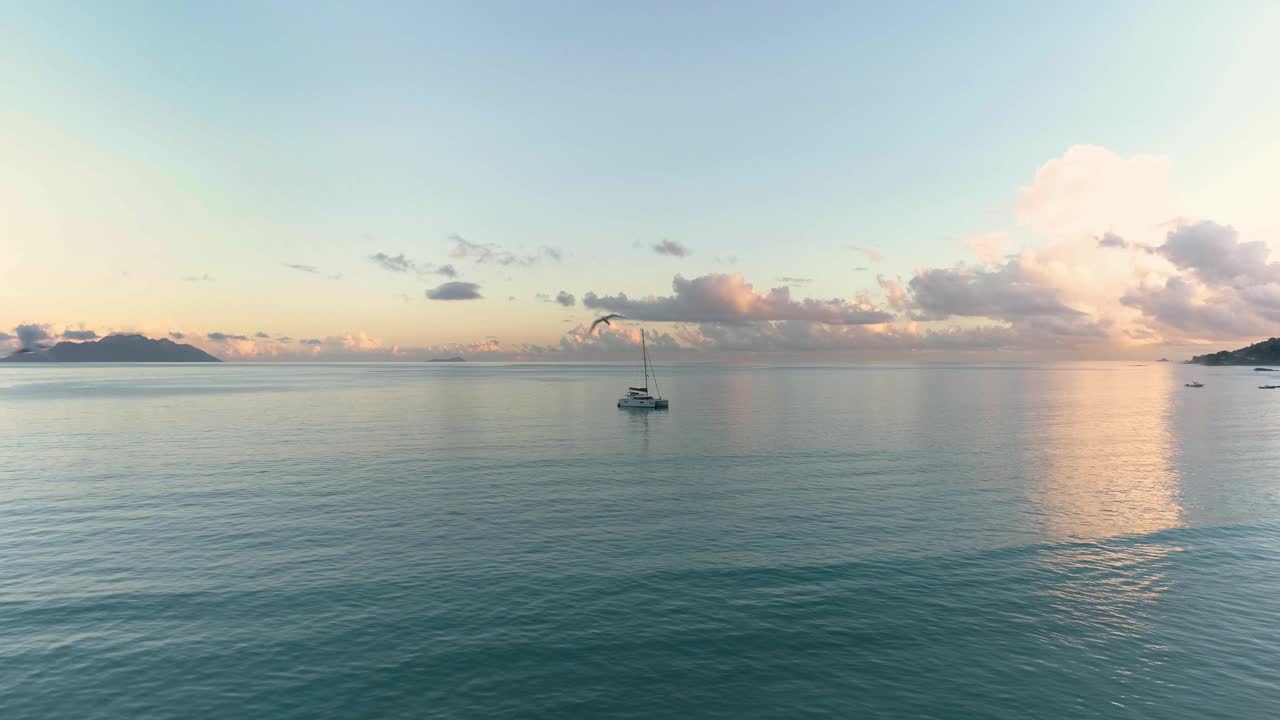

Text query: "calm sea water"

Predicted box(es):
[3, 362, 1280, 718]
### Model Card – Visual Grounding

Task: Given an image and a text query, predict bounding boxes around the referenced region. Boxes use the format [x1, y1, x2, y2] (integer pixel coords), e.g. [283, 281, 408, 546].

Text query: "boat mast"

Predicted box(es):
[641, 329, 650, 390]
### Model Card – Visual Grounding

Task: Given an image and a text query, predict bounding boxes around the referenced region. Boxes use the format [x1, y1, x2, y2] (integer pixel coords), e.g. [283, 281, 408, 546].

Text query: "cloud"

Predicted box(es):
[558, 322, 684, 354]
[776, 277, 812, 286]
[652, 239, 692, 257]
[284, 263, 319, 274]
[1097, 232, 1128, 249]
[898, 245, 1111, 341]
[714, 255, 739, 265]
[254, 332, 390, 359]
[908, 265, 1084, 322]
[426, 281, 483, 301]
[448, 234, 560, 267]
[200, 320, 1058, 362]
[891, 196, 1280, 348]
[255, 332, 270, 339]
[1018, 145, 1175, 241]
[119, 331, 404, 362]
[877, 275, 908, 311]
[965, 233, 1010, 265]
[555, 291, 576, 307]
[848, 246, 883, 263]
[552, 315, 1097, 357]
[368, 252, 415, 273]
[419, 321, 1044, 360]
[171, 330, 386, 360]
[160, 319, 1024, 363]
[0, 332, 12, 342]
[183, 274, 214, 282]
[1240, 283, 1280, 311]
[61, 329, 98, 340]
[853, 266, 868, 272]
[152, 327, 642, 363]
[369, 252, 463, 279]
[661, 320, 1024, 354]
[15, 324, 52, 348]
[169, 332, 186, 340]
[583, 273, 893, 325]
[1114, 221, 1280, 341]
[1121, 276, 1273, 339]
[1154, 221, 1280, 286]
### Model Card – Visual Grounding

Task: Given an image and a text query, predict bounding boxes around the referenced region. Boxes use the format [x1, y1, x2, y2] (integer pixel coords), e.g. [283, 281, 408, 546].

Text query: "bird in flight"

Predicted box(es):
[590, 313, 625, 334]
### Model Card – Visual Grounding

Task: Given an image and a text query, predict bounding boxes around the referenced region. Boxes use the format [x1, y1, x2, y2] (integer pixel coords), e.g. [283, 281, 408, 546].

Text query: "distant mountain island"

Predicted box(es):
[1191, 338, 1280, 366]
[429, 356, 465, 363]
[2, 334, 221, 362]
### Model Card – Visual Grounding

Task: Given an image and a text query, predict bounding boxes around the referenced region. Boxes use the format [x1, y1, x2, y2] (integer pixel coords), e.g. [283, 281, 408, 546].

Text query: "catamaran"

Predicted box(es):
[617, 329, 669, 409]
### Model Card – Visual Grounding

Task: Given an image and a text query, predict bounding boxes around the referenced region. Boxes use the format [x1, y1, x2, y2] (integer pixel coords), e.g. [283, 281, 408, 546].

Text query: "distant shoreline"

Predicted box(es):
[2, 334, 220, 363]
[1190, 338, 1280, 366]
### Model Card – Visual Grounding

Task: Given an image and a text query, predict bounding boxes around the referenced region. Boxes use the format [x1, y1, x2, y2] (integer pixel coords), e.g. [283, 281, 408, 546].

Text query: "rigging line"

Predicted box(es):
[646, 329, 662, 398]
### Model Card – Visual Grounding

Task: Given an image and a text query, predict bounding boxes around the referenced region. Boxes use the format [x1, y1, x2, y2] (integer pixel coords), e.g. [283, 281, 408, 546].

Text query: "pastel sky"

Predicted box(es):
[4, 1, 1279, 360]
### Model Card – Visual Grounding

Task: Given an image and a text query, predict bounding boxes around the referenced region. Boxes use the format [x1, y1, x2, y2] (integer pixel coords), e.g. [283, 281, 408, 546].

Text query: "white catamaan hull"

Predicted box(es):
[618, 396, 669, 409]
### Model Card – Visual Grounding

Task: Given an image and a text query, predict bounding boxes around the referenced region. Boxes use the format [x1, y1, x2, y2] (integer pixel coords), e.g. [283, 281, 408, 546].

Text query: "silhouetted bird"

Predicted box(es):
[590, 314, 625, 333]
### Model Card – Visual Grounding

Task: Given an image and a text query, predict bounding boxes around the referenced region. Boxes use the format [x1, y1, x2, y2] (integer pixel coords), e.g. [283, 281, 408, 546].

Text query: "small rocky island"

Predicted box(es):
[429, 356, 465, 363]
[2, 334, 221, 362]
[1190, 338, 1280, 366]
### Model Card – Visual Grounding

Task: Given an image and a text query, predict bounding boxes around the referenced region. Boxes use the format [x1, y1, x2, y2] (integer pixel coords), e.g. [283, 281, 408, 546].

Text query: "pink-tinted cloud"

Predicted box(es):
[877, 276, 908, 311]
[1018, 145, 1176, 241]
[583, 273, 893, 325]
[1116, 221, 1280, 341]
[965, 233, 1010, 265]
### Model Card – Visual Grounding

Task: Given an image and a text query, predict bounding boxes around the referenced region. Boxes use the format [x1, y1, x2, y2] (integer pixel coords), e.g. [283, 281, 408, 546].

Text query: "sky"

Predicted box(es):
[3, 1, 1279, 361]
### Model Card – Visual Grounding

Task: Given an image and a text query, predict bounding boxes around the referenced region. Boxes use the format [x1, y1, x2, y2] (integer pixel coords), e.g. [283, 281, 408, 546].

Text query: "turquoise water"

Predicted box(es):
[3, 362, 1280, 718]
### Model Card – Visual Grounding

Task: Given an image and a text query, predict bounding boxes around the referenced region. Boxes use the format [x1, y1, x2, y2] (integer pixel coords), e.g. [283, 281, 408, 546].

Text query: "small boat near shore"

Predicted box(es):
[1260, 385, 1280, 390]
[1185, 382, 1204, 388]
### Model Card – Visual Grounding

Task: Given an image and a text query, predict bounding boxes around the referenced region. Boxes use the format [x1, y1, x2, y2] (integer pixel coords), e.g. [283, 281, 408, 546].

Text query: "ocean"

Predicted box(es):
[2, 362, 1279, 718]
